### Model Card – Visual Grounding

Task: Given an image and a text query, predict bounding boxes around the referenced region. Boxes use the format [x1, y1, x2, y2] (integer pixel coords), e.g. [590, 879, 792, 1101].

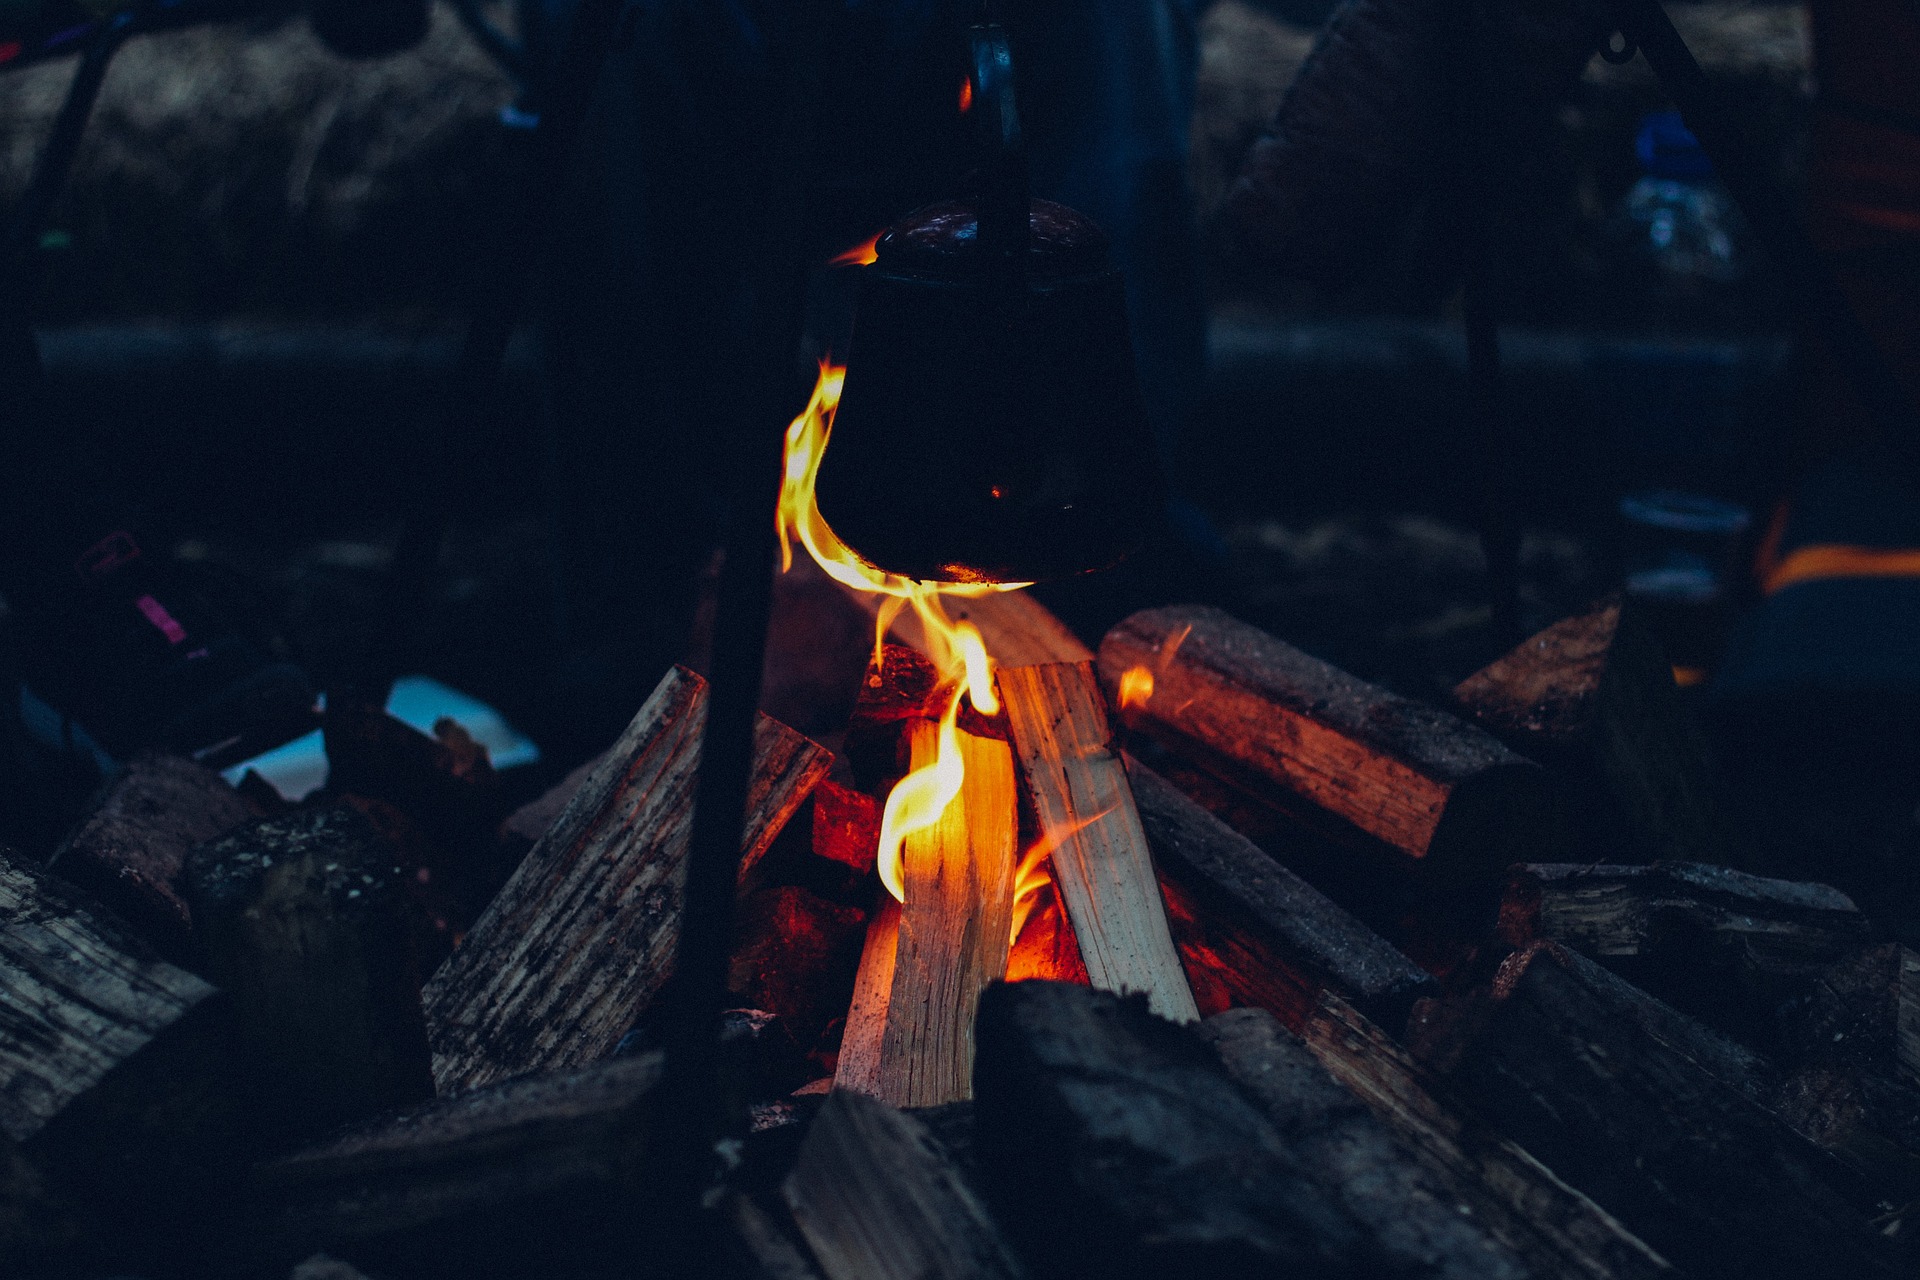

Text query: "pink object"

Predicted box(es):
[134, 594, 188, 645]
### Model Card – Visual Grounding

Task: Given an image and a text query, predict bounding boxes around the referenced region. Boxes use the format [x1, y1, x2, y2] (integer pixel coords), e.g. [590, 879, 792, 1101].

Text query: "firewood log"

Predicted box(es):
[1200, 1006, 1530, 1280]
[834, 723, 1017, 1107]
[253, 1053, 663, 1275]
[184, 803, 435, 1140]
[1500, 861, 1871, 967]
[1300, 992, 1673, 1280]
[423, 666, 830, 1093]
[1099, 606, 1563, 890]
[47, 751, 256, 957]
[1500, 861, 1874, 1051]
[1127, 755, 1436, 1032]
[809, 780, 881, 874]
[1454, 596, 1722, 861]
[997, 663, 1197, 1023]
[782, 1089, 1025, 1280]
[1407, 941, 1902, 1279]
[971, 980, 1380, 1278]
[722, 1188, 828, 1280]
[0, 846, 248, 1271]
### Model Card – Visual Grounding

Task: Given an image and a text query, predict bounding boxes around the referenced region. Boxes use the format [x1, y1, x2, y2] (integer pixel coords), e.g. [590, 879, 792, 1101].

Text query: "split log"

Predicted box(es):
[971, 980, 1378, 1278]
[0, 846, 246, 1270]
[1408, 941, 1902, 1280]
[809, 780, 881, 874]
[254, 1053, 663, 1275]
[1201, 1007, 1529, 1280]
[1098, 605, 1563, 884]
[835, 724, 1017, 1107]
[496, 749, 603, 860]
[997, 663, 1197, 1023]
[1500, 861, 1874, 1050]
[1499, 861, 1870, 968]
[1782, 944, 1920, 1080]
[1300, 992, 1674, 1280]
[48, 751, 255, 956]
[834, 897, 900, 1099]
[184, 803, 435, 1139]
[1454, 596, 1722, 861]
[843, 645, 1005, 789]
[423, 666, 830, 1093]
[1127, 755, 1435, 1032]
[782, 1089, 1025, 1280]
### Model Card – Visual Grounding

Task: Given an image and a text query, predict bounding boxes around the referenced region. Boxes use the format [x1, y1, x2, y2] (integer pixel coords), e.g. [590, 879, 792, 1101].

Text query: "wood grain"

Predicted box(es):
[1300, 992, 1673, 1280]
[835, 896, 900, 1100]
[784, 1089, 1024, 1280]
[998, 663, 1197, 1023]
[1098, 606, 1560, 876]
[423, 666, 830, 1093]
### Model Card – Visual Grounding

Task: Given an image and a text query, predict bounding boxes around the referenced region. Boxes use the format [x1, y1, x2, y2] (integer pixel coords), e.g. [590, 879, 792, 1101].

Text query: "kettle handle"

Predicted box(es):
[968, 24, 1030, 276]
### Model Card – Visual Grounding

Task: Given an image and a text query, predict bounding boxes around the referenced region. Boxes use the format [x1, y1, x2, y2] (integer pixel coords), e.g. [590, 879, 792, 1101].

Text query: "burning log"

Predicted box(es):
[1200, 1007, 1531, 1280]
[0, 846, 247, 1269]
[809, 780, 882, 874]
[184, 804, 435, 1139]
[835, 722, 1018, 1107]
[841, 579, 1092, 669]
[1099, 606, 1563, 886]
[782, 1089, 1025, 1280]
[48, 752, 257, 957]
[1299, 992, 1674, 1280]
[997, 662, 1198, 1023]
[727, 886, 867, 1052]
[835, 896, 900, 1099]
[423, 666, 830, 1093]
[1499, 861, 1871, 968]
[253, 1053, 662, 1275]
[1127, 755, 1436, 1031]
[971, 980, 1378, 1277]
[1454, 596, 1722, 862]
[1408, 941, 1903, 1280]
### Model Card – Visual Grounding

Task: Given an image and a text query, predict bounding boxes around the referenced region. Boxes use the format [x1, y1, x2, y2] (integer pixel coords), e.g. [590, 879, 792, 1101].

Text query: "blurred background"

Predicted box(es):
[4, 0, 1917, 934]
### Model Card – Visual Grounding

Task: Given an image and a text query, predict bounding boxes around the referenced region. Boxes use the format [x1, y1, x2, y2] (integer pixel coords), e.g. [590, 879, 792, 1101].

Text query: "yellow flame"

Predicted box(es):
[777, 361, 1024, 901]
[829, 235, 881, 267]
[1007, 807, 1113, 945]
[1116, 665, 1154, 710]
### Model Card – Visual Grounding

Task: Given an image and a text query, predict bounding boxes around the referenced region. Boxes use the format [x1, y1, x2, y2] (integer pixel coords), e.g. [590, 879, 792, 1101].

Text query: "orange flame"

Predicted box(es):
[830, 235, 881, 267]
[958, 76, 973, 114]
[1117, 665, 1154, 710]
[777, 362, 1027, 901]
[1008, 806, 1113, 945]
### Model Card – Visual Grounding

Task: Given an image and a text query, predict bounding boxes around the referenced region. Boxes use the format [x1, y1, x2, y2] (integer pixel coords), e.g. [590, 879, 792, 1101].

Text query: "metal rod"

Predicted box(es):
[650, 2, 831, 1230]
[1607, 0, 1920, 472]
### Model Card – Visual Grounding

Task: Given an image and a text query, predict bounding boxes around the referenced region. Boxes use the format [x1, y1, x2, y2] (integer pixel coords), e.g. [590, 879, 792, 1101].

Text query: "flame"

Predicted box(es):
[1007, 806, 1113, 945]
[777, 362, 1027, 901]
[958, 76, 973, 114]
[1117, 665, 1154, 710]
[830, 235, 881, 267]
[1116, 622, 1192, 712]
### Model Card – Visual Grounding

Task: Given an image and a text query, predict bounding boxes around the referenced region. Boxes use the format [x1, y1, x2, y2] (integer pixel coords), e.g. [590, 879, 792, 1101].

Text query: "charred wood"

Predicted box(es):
[253, 1053, 663, 1276]
[48, 751, 256, 958]
[423, 666, 829, 1093]
[971, 980, 1381, 1279]
[184, 803, 435, 1141]
[0, 846, 248, 1272]
[1300, 992, 1673, 1280]
[782, 1089, 1025, 1280]
[1201, 1006, 1530, 1280]
[1408, 941, 1901, 1279]
[1127, 755, 1436, 1032]
[1454, 596, 1722, 862]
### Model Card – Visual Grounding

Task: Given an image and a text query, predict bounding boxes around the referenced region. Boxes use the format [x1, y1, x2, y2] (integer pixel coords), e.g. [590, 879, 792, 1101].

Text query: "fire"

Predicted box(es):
[830, 235, 881, 267]
[777, 361, 1028, 901]
[1117, 665, 1154, 709]
[1117, 622, 1192, 711]
[1007, 807, 1112, 945]
[958, 76, 973, 114]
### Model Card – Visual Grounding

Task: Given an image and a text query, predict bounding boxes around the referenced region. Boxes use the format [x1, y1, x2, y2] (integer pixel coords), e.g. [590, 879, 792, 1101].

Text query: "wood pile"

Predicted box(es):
[3, 583, 1917, 1278]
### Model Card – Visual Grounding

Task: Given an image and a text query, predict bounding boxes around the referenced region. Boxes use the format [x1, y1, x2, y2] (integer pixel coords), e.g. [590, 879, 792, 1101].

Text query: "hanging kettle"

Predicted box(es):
[812, 24, 1164, 584]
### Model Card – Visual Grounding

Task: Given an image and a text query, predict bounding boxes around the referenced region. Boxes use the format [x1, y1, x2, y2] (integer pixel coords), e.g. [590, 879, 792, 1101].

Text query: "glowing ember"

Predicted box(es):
[829, 235, 881, 268]
[1116, 665, 1154, 710]
[777, 362, 1028, 902]
[958, 76, 973, 114]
